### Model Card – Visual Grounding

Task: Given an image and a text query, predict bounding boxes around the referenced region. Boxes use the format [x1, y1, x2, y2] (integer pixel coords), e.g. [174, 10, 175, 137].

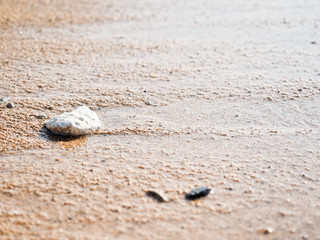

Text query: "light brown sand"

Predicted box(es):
[0, 0, 320, 239]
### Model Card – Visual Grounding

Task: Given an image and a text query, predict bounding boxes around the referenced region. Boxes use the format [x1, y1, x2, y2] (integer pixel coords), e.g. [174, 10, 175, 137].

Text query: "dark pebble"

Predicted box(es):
[146, 190, 166, 203]
[185, 187, 211, 201]
[6, 102, 14, 108]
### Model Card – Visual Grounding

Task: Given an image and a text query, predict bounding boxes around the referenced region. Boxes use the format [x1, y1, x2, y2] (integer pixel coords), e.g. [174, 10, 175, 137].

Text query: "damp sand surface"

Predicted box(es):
[0, 0, 320, 239]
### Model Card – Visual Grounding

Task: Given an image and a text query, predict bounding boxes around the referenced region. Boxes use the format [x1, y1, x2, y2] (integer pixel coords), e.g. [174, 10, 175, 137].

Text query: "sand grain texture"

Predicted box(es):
[0, 0, 320, 239]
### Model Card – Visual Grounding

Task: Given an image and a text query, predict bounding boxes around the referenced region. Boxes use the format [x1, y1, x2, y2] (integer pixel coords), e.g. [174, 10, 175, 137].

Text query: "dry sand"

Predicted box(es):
[0, 0, 320, 239]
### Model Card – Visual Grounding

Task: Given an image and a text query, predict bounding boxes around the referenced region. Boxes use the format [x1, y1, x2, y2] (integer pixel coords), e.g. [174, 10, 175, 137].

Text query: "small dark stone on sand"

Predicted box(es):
[6, 102, 14, 108]
[146, 190, 166, 203]
[185, 187, 211, 200]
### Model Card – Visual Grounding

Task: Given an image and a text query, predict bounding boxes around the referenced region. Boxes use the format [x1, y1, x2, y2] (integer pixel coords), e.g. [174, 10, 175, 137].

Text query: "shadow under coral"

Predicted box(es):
[40, 125, 88, 149]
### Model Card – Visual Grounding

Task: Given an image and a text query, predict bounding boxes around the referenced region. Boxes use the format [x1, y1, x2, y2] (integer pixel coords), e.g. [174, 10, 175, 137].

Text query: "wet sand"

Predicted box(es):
[0, 0, 320, 239]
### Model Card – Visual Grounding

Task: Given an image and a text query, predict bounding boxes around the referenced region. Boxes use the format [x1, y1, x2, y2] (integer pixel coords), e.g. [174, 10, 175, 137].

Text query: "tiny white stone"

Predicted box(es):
[45, 106, 101, 136]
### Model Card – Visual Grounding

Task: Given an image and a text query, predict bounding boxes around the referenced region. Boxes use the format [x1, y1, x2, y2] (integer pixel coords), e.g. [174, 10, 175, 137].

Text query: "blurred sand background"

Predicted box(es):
[0, 0, 319, 239]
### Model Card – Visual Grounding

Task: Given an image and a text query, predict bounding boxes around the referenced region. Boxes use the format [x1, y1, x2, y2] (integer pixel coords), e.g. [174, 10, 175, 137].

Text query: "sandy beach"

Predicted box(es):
[0, 0, 319, 239]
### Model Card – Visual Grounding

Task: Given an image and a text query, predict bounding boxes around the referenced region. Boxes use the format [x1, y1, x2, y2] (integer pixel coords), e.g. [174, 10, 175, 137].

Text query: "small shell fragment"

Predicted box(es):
[146, 190, 166, 203]
[258, 227, 273, 235]
[36, 113, 48, 119]
[185, 187, 211, 200]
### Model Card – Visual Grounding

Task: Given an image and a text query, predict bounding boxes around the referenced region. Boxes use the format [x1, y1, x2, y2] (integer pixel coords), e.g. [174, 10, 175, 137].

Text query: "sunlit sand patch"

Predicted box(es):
[58, 135, 88, 150]
[0, 0, 114, 28]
